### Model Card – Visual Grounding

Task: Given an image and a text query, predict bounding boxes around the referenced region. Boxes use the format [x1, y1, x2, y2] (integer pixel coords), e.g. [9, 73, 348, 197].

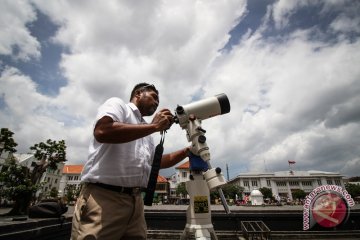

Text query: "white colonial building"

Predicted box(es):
[229, 170, 345, 201]
[14, 153, 64, 198]
[58, 165, 83, 197]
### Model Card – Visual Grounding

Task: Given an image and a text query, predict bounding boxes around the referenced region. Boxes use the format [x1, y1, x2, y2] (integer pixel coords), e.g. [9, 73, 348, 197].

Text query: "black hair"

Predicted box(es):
[130, 83, 158, 101]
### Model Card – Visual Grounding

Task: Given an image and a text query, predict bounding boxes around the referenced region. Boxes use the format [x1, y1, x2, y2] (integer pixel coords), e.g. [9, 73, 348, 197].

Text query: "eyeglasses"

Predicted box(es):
[141, 84, 155, 89]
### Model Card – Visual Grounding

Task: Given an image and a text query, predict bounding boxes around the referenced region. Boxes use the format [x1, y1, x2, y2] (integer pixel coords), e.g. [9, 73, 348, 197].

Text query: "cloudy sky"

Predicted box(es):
[1, 0, 360, 179]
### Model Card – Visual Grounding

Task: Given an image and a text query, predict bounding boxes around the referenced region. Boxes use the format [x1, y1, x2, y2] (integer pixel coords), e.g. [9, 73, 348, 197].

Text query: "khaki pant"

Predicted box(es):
[71, 183, 147, 240]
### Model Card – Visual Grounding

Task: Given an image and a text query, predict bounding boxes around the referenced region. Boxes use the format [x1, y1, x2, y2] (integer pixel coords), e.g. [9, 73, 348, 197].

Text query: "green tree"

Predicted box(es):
[0, 128, 18, 155]
[210, 189, 220, 204]
[259, 187, 273, 200]
[1, 136, 67, 216]
[176, 182, 188, 197]
[349, 176, 360, 182]
[29, 139, 66, 185]
[292, 189, 306, 200]
[222, 184, 244, 200]
[0, 157, 40, 215]
[49, 187, 59, 198]
[345, 183, 360, 198]
[65, 184, 78, 203]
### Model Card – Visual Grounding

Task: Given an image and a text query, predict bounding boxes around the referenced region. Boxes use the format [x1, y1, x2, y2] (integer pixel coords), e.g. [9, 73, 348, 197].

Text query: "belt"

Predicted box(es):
[91, 182, 143, 195]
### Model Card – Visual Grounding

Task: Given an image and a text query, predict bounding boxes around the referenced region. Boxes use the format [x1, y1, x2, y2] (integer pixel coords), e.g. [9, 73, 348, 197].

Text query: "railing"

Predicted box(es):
[241, 221, 271, 240]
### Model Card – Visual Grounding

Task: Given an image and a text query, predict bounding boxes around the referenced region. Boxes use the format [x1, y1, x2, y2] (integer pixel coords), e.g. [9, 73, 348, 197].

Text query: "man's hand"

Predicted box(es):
[152, 109, 174, 132]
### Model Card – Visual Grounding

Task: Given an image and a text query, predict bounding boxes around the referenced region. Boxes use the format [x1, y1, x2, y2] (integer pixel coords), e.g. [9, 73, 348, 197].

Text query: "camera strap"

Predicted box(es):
[143, 131, 165, 206]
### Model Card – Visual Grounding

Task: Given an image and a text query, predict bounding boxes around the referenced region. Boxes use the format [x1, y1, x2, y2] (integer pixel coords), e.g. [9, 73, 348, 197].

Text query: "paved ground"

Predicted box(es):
[1, 203, 359, 217]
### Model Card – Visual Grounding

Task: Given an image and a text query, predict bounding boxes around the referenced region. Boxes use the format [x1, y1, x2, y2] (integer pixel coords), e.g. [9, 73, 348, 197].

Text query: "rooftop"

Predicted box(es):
[62, 165, 84, 174]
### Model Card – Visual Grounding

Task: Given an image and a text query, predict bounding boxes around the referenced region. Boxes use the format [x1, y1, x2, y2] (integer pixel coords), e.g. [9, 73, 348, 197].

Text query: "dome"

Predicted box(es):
[250, 189, 263, 197]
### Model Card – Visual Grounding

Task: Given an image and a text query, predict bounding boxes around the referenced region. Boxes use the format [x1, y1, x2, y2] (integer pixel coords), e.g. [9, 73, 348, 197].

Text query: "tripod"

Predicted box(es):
[180, 116, 230, 240]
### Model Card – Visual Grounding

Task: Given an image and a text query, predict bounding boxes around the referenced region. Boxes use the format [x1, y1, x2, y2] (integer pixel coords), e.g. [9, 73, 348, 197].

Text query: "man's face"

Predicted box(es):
[137, 90, 159, 116]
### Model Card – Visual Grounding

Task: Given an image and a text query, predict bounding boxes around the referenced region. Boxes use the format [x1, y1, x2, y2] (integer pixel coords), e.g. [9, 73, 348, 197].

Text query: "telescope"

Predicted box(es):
[174, 93, 230, 129]
[174, 93, 232, 239]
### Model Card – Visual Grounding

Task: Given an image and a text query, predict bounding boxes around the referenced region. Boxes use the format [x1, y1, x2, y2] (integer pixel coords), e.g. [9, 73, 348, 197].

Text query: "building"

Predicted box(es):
[175, 161, 191, 183]
[58, 164, 171, 203]
[167, 161, 191, 203]
[14, 153, 64, 199]
[155, 175, 169, 204]
[59, 165, 84, 198]
[228, 170, 345, 201]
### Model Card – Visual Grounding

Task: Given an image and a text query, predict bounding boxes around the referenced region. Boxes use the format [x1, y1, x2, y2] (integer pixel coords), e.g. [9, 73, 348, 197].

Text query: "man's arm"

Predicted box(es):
[160, 147, 190, 169]
[94, 116, 157, 143]
[94, 109, 173, 144]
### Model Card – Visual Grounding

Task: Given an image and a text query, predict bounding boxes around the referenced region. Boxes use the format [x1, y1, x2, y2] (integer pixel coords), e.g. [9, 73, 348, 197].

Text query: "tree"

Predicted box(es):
[176, 182, 188, 197]
[1, 136, 67, 215]
[259, 187, 273, 200]
[65, 184, 81, 203]
[29, 139, 66, 185]
[292, 189, 306, 200]
[222, 184, 244, 200]
[345, 183, 360, 198]
[49, 187, 59, 199]
[0, 128, 18, 155]
[210, 189, 220, 204]
[0, 157, 40, 215]
[349, 176, 360, 182]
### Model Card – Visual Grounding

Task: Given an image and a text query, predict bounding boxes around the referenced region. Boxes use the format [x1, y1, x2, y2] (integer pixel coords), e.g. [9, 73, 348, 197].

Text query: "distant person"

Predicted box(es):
[71, 83, 189, 240]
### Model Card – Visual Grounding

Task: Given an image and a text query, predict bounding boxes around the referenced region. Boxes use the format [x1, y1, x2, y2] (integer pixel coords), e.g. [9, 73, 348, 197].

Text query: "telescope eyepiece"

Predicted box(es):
[176, 105, 185, 115]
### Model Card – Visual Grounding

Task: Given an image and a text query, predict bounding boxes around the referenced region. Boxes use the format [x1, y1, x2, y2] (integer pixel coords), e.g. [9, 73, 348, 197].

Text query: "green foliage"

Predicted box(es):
[210, 189, 220, 201]
[65, 184, 81, 202]
[0, 129, 67, 215]
[259, 187, 273, 199]
[0, 157, 39, 201]
[30, 139, 67, 170]
[345, 183, 360, 197]
[292, 189, 306, 200]
[222, 184, 244, 199]
[349, 176, 360, 182]
[176, 182, 187, 196]
[0, 128, 18, 154]
[49, 187, 59, 198]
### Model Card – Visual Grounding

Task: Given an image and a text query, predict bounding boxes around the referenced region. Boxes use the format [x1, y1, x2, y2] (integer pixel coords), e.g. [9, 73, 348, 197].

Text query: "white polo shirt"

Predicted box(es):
[81, 97, 155, 187]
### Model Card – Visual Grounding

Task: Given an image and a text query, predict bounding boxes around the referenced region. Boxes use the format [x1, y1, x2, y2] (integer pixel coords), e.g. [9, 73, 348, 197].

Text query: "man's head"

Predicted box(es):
[130, 83, 159, 116]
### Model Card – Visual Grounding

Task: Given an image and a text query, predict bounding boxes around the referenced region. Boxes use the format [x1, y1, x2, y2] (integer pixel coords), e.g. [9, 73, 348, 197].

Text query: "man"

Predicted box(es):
[71, 83, 189, 239]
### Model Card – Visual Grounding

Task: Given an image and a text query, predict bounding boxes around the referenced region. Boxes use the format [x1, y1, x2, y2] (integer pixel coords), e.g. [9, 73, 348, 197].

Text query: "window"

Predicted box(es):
[55, 179, 58, 184]
[68, 176, 73, 181]
[327, 179, 333, 185]
[317, 180, 322, 186]
[182, 172, 187, 178]
[276, 181, 286, 187]
[266, 180, 271, 187]
[335, 179, 341, 186]
[74, 176, 79, 181]
[251, 180, 258, 187]
[243, 181, 249, 187]
[289, 181, 299, 186]
[302, 181, 312, 186]
[156, 184, 166, 191]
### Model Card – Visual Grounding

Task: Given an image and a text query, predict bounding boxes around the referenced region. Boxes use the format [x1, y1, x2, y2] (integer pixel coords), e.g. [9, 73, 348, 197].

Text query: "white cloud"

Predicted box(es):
[0, 0, 40, 60]
[1, 0, 360, 179]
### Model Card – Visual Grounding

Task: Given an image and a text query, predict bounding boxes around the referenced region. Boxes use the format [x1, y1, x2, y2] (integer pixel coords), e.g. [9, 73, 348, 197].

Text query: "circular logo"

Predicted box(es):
[311, 192, 348, 228]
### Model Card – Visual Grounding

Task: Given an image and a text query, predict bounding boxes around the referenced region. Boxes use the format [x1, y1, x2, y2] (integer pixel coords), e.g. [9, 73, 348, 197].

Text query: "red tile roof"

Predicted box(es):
[176, 161, 189, 169]
[63, 165, 84, 174]
[157, 175, 167, 183]
[62, 165, 168, 184]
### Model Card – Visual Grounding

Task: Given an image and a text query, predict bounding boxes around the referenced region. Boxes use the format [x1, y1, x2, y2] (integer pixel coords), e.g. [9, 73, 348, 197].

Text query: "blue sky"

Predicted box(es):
[1, 0, 360, 178]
